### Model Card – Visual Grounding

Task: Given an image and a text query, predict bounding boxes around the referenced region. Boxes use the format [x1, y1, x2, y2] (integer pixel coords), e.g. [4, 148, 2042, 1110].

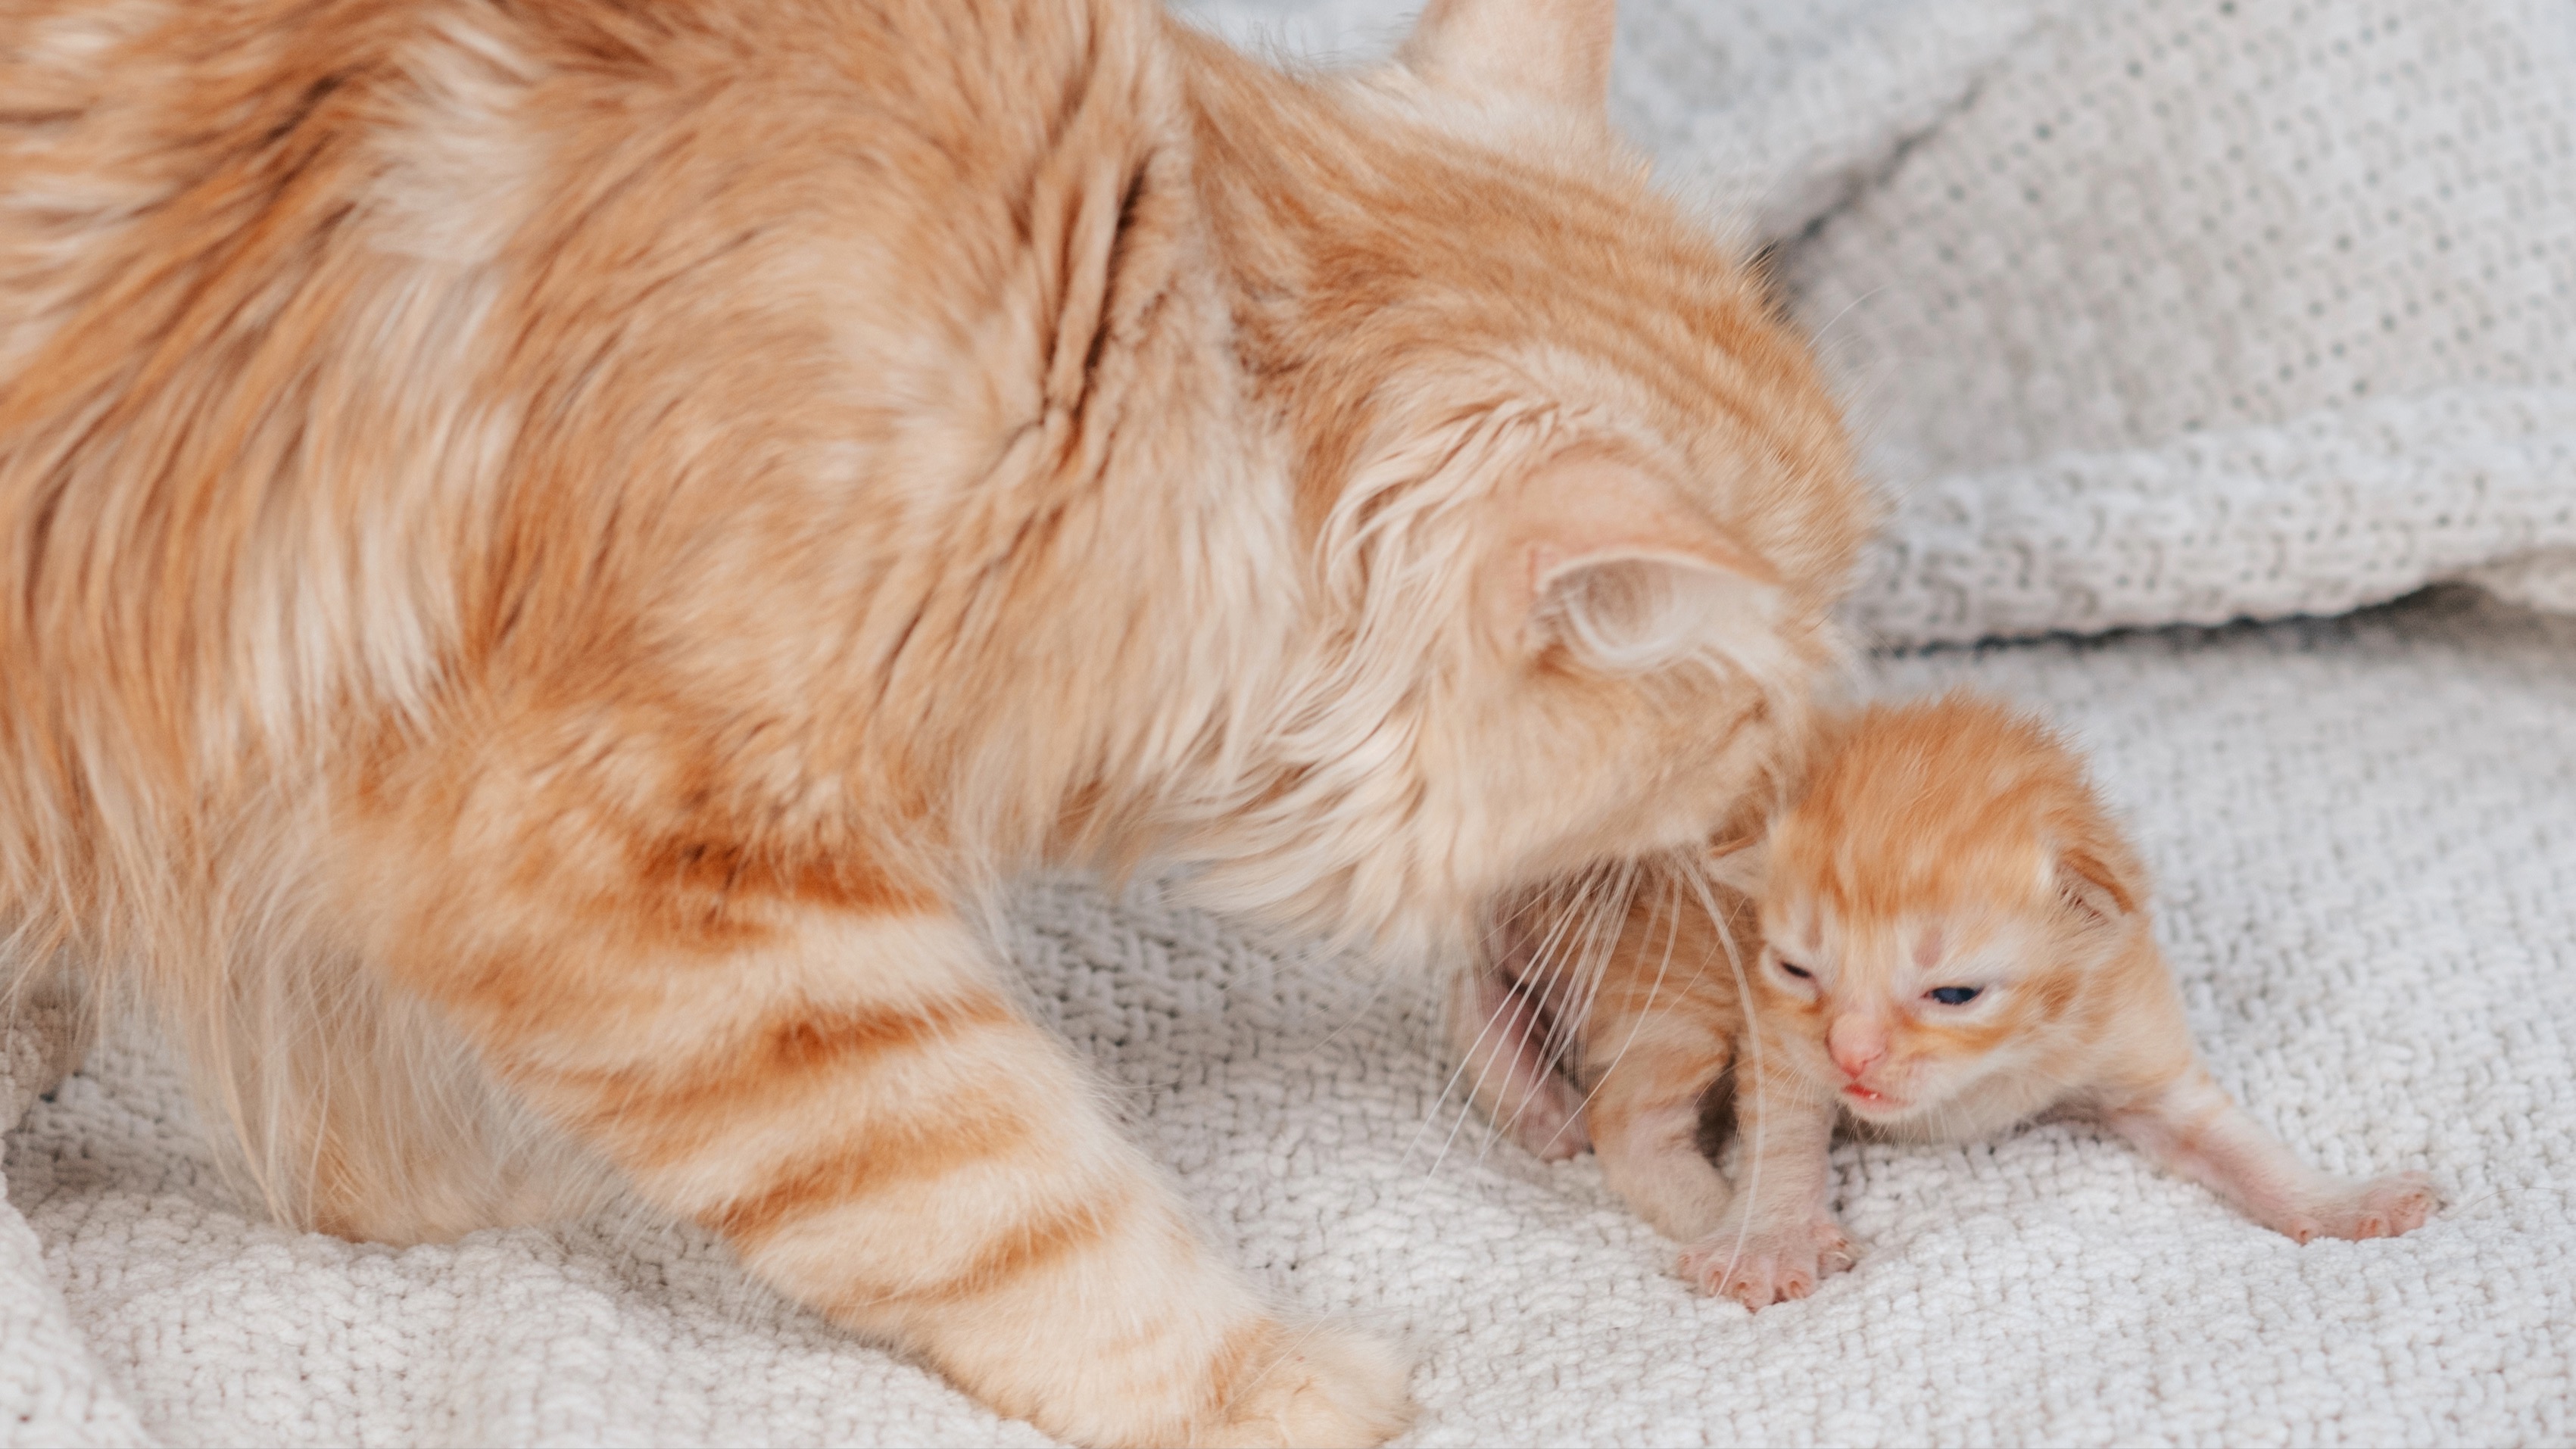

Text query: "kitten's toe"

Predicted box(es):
[1199, 1320, 1414, 1449]
[1677, 1217, 1857, 1310]
[1680, 1242, 1798, 1310]
[1813, 1226, 1858, 1276]
[2341, 1173, 2440, 1239]
[2289, 1172, 2442, 1242]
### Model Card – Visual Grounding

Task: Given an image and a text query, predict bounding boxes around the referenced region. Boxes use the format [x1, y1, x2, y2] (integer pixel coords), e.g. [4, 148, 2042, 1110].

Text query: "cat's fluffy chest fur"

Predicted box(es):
[0, 0, 1872, 1442]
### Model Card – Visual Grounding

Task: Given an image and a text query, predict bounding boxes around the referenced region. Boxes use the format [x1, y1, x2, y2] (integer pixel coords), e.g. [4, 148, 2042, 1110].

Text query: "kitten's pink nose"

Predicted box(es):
[1827, 1016, 1887, 1079]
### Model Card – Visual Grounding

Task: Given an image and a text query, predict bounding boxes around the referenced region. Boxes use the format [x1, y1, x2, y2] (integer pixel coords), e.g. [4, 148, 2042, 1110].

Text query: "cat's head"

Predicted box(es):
[1180, 0, 1874, 961]
[1714, 694, 2150, 1130]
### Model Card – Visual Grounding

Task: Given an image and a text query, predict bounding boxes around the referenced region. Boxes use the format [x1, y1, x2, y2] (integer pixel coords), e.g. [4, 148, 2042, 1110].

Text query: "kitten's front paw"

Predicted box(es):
[1199, 1321, 1414, 1448]
[2279, 1172, 2441, 1243]
[1677, 1215, 1857, 1310]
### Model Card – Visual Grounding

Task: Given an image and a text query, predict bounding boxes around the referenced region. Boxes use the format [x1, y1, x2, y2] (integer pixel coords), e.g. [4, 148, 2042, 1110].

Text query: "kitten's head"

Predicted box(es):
[1715, 694, 2150, 1130]
[1182, 0, 1874, 959]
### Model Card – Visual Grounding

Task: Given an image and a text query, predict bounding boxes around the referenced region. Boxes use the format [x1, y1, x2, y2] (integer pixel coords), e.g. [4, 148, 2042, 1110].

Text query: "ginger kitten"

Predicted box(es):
[1465, 693, 2439, 1310]
[0, 0, 1870, 1441]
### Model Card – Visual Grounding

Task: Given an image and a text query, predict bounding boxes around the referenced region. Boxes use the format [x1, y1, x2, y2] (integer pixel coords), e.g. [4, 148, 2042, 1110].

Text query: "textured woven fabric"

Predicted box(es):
[7, 2, 2574, 1444]
[1784, 0, 2576, 643]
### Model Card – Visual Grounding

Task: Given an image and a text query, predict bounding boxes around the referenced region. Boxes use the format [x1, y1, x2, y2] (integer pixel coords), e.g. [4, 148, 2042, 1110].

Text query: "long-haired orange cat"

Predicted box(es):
[1466, 693, 2437, 1309]
[0, 0, 1871, 1441]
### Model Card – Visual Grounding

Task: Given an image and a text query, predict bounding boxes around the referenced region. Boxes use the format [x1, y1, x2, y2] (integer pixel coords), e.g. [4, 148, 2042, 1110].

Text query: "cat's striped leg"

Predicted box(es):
[385, 899, 1410, 1447]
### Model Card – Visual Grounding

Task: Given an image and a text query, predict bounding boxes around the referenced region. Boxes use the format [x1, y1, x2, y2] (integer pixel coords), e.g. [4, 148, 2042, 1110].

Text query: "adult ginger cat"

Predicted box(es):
[1464, 693, 2438, 1310]
[0, 0, 1871, 1441]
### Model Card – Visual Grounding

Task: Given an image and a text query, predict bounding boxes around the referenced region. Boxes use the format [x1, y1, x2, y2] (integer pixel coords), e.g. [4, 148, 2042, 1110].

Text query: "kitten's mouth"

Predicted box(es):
[1841, 1083, 1904, 1111]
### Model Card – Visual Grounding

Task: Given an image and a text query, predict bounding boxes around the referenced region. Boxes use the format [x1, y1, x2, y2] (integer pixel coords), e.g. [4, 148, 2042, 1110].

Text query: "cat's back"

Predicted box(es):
[0, 0, 1188, 735]
[0, 0, 1205, 926]
[0, 0, 1171, 394]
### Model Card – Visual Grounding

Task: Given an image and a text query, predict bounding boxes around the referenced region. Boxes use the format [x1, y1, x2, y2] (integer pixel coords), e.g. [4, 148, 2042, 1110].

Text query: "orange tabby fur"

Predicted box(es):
[1467, 693, 2438, 1311]
[0, 0, 1871, 1441]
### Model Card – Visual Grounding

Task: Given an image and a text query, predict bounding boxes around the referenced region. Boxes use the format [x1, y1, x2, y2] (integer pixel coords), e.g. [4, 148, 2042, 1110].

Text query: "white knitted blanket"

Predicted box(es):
[7, 3, 2574, 1444]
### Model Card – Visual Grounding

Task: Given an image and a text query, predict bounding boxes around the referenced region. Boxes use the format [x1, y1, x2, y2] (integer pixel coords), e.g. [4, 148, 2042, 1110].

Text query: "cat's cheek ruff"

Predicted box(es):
[1182, 407, 1823, 963]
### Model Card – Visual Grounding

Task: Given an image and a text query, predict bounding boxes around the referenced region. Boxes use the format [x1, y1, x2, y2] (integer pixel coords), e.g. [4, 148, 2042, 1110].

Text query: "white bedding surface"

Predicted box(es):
[8, 0, 2576, 1443]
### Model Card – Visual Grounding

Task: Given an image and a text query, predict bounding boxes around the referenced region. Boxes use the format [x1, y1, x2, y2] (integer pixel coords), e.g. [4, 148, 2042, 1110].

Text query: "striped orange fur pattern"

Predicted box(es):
[0, 0, 1873, 1441]
[1464, 692, 2439, 1313]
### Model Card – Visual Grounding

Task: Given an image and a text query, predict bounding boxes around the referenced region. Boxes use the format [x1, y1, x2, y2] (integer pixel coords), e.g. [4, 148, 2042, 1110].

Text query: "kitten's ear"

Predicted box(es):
[1502, 453, 1783, 674]
[2051, 846, 2139, 926]
[1399, 0, 1617, 114]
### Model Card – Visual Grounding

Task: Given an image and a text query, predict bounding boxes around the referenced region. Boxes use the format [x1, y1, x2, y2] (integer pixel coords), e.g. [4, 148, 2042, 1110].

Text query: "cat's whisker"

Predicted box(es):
[1488, 886, 1614, 1161]
[1804, 283, 1891, 351]
[1673, 862, 1776, 1273]
[1562, 859, 1642, 1057]
[1300, 943, 1400, 1061]
[1425, 890, 1604, 1175]
[1559, 861, 1687, 1136]
[1409, 975, 1539, 1171]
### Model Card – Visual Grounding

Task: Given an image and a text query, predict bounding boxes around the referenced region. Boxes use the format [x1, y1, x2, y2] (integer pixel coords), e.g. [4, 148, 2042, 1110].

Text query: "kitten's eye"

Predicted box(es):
[1776, 959, 1813, 980]
[1926, 986, 1982, 1005]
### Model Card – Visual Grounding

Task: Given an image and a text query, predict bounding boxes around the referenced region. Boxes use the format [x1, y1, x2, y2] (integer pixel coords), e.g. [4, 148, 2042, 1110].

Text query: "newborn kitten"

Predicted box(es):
[1464, 692, 2440, 1309]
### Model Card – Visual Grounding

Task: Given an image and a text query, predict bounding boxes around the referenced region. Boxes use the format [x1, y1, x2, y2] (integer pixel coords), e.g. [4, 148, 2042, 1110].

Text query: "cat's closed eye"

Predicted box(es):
[1776, 958, 1813, 980]
[1925, 986, 1982, 1005]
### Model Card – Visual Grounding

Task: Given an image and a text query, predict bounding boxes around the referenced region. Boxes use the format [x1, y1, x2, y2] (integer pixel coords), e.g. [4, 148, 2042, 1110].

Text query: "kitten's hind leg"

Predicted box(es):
[1445, 968, 1589, 1161]
[2104, 1066, 2440, 1242]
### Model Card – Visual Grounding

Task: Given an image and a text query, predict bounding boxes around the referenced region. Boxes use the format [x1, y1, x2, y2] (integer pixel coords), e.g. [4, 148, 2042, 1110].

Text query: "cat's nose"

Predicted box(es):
[1826, 1016, 1885, 1078]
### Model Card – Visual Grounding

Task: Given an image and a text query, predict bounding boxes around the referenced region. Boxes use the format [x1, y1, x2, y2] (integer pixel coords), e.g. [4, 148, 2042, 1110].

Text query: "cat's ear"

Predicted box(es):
[1399, 0, 1617, 115]
[1502, 453, 1782, 674]
[2051, 845, 2139, 926]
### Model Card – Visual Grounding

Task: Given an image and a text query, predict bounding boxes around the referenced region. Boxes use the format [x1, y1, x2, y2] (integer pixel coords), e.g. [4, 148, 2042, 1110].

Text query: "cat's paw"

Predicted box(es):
[2279, 1171, 2441, 1243]
[1199, 1321, 1414, 1448]
[1677, 1214, 1857, 1310]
